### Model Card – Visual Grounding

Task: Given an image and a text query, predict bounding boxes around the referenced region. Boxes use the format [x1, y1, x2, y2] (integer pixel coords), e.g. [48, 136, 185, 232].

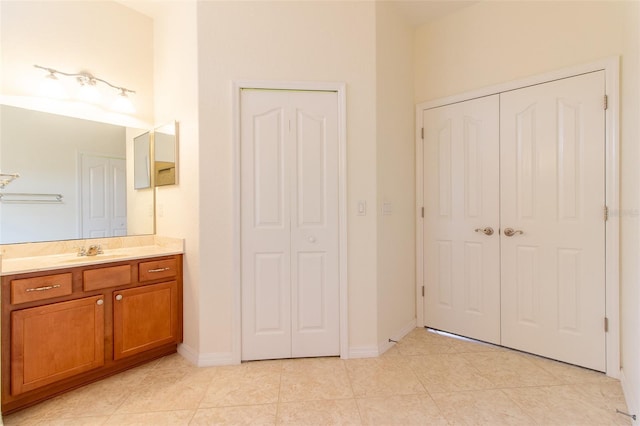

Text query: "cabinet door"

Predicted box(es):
[113, 281, 178, 360]
[11, 296, 105, 395]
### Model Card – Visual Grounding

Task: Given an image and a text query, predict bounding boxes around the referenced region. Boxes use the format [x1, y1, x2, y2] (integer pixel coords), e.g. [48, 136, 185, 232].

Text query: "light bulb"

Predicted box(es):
[39, 72, 67, 99]
[111, 90, 135, 114]
[77, 77, 101, 103]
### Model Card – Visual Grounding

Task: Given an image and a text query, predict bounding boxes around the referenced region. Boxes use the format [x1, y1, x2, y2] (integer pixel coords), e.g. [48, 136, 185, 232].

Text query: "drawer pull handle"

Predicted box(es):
[25, 284, 61, 292]
[148, 267, 171, 273]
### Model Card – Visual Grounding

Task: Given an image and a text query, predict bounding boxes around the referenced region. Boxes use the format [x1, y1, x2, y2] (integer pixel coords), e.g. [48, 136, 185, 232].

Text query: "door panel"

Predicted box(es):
[423, 95, 501, 344]
[241, 89, 339, 361]
[83, 158, 108, 238]
[500, 71, 606, 371]
[241, 94, 291, 361]
[81, 155, 127, 238]
[111, 159, 127, 236]
[290, 92, 339, 358]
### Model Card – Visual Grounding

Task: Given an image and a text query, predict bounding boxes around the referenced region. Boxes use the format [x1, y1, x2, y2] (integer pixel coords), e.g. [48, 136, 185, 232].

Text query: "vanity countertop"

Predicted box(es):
[0, 236, 184, 276]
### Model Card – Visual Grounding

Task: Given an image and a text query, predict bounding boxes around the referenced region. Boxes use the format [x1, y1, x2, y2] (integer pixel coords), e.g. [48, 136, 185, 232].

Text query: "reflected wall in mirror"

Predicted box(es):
[154, 121, 178, 186]
[134, 132, 151, 189]
[0, 105, 155, 244]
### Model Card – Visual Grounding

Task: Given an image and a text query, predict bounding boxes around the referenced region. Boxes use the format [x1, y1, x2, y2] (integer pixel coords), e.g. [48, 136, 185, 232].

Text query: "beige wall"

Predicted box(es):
[375, 2, 416, 349]
[145, 1, 202, 355]
[196, 0, 379, 357]
[414, 0, 640, 414]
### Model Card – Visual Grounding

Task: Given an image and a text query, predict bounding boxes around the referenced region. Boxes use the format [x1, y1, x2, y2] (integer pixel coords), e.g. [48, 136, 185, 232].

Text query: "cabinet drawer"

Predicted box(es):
[11, 273, 73, 305]
[83, 265, 131, 291]
[138, 258, 177, 282]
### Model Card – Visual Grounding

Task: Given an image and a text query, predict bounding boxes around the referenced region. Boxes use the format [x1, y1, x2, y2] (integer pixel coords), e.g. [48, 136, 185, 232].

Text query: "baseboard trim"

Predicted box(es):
[379, 317, 418, 355]
[620, 368, 639, 425]
[348, 346, 379, 358]
[177, 343, 237, 367]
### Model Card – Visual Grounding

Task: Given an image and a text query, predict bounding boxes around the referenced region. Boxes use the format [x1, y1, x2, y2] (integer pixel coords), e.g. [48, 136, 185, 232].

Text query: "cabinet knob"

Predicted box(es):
[96, 299, 104, 306]
[115, 294, 123, 301]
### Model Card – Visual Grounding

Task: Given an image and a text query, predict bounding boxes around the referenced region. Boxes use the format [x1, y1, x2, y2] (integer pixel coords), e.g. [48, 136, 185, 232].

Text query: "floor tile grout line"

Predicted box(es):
[274, 367, 283, 424]
[342, 358, 365, 424]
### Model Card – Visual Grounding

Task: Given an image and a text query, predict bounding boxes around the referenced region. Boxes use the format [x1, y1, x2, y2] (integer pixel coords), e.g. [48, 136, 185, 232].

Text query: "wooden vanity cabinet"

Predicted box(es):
[1, 254, 183, 414]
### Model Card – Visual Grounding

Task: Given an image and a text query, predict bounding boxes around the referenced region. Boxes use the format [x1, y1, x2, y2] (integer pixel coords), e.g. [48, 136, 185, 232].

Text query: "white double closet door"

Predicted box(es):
[240, 89, 340, 361]
[81, 154, 127, 238]
[423, 71, 606, 371]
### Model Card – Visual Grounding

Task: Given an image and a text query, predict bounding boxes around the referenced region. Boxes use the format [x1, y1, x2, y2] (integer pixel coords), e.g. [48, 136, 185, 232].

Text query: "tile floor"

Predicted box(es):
[2, 328, 631, 425]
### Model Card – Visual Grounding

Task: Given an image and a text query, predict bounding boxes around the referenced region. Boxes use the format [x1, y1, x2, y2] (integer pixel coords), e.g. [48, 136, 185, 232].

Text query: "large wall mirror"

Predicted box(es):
[0, 105, 155, 244]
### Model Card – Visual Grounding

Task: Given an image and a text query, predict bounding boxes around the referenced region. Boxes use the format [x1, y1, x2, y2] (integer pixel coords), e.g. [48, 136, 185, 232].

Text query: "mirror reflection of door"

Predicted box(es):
[133, 132, 151, 189]
[80, 153, 127, 238]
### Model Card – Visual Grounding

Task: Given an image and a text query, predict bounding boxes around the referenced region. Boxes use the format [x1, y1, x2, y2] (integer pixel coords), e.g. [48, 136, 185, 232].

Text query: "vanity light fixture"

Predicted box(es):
[34, 65, 136, 112]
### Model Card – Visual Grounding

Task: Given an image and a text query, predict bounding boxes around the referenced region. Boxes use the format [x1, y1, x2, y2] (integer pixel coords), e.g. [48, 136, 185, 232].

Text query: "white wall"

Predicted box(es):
[196, 0, 379, 358]
[375, 2, 416, 350]
[132, 0, 202, 356]
[414, 0, 640, 417]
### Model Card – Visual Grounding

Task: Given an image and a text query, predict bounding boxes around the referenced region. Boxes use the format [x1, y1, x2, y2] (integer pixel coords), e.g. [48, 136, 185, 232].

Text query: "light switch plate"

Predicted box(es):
[357, 201, 366, 216]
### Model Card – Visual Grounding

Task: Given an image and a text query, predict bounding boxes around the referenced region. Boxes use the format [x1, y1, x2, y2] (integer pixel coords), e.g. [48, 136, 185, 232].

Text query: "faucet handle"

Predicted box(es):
[96, 244, 103, 254]
[77, 247, 86, 257]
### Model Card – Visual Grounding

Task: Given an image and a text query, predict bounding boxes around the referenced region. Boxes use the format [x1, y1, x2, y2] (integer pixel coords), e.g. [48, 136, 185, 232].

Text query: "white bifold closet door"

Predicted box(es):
[423, 71, 606, 371]
[241, 89, 340, 361]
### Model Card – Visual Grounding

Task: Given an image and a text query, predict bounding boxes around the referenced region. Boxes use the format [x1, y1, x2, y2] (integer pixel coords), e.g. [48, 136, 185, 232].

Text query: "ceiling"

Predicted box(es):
[390, 0, 478, 27]
[118, 0, 478, 29]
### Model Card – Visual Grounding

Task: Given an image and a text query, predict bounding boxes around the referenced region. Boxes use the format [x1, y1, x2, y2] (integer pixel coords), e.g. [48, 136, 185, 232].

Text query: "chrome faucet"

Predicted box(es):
[78, 245, 103, 257]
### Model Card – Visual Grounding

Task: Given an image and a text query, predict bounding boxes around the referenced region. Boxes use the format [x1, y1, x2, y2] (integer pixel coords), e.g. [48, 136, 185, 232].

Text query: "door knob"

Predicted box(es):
[474, 227, 494, 236]
[504, 228, 524, 237]
[115, 294, 123, 301]
[308, 236, 316, 243]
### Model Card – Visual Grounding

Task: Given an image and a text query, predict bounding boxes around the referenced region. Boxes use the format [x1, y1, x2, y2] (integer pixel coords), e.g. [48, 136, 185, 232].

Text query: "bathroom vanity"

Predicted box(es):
[0, 238, 183, 414]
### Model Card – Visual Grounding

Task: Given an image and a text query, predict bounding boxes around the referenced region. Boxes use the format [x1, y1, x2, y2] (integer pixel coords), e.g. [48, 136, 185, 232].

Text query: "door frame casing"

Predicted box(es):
[232, 80, 348, 363]
[415, 57, 620, 377]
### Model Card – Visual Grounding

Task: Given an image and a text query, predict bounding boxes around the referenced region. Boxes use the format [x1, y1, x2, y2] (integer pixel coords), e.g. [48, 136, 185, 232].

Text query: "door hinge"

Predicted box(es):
[421, 207, 424, 218]
[604, 95, 608, 110]
[604, 205, 609, 221]
[421, 127, 424, 140]
[421, 286, 425, 297]
[604, 317, 609, 332]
